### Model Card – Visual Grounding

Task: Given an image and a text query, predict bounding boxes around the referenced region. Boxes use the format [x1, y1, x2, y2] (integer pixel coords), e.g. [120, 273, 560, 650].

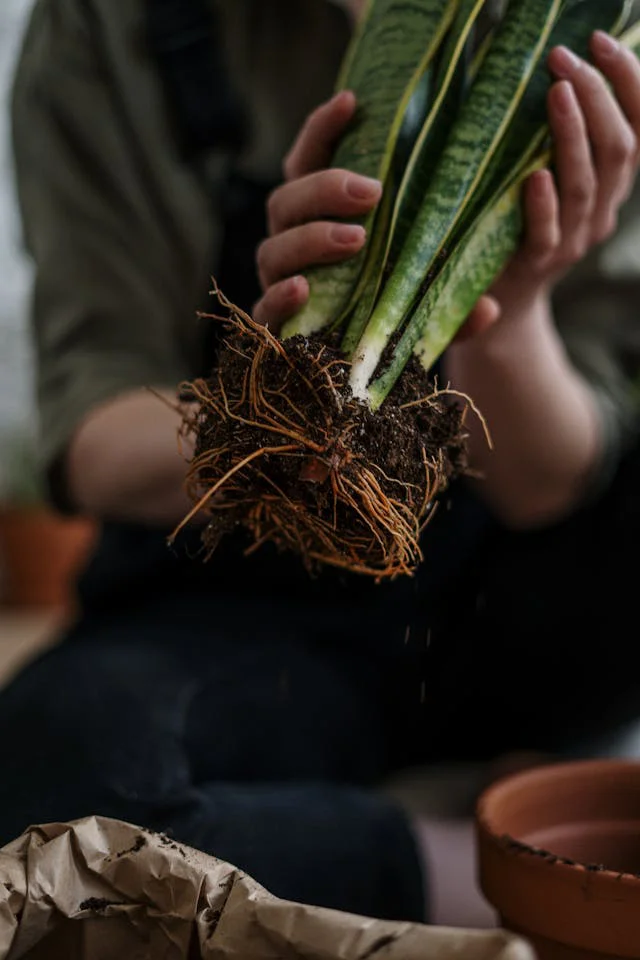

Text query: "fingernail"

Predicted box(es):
[552, 45, 582, 78]
[286, 276, 305, 297]
[592, 31, 619, 60]
[332, 89, 356, 110]
[554, 80, 577, 115]
[346, 175, 382, 200]
[331, 224, 366, 245]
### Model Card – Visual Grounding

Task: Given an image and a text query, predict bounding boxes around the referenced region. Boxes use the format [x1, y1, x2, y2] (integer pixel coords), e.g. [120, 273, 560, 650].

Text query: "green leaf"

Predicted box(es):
[386, 0, 486, 266]
[465, 0, 633, 230]
[349, 0, 564, 396]
[341, 0, 485, 356]
[366, 9, 640, 407]
[282, 0, 459, 339]
[367, 156, 540, 409]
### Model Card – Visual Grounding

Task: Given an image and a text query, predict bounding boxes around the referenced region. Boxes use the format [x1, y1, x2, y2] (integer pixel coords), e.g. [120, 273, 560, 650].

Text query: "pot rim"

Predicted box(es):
[476, 759, 640, 955]
[478, 758, 640, 880]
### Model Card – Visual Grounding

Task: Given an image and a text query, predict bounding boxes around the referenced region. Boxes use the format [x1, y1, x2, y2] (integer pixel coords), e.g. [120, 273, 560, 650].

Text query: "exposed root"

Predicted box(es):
[171, 291, 471, 581]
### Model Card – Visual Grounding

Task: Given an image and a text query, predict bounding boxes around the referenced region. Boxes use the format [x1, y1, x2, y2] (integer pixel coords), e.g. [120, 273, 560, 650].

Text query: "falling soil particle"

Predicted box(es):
[116, 834, 147, 858]
[79, 897, 126, 912]
[154, 832, 188, 858]
[360, 934, 400, 959]
[501, 835, 590, 869]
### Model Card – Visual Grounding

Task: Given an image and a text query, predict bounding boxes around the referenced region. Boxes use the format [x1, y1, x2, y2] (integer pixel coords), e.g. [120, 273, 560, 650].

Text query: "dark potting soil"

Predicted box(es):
[115, 834, 147, 858]
[78, 897, 127, 912]
[182, 318, 470, 578]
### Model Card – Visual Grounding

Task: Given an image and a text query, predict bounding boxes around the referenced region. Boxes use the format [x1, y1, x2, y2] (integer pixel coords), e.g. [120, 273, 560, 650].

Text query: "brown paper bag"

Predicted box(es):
[0, 816, 533, 960]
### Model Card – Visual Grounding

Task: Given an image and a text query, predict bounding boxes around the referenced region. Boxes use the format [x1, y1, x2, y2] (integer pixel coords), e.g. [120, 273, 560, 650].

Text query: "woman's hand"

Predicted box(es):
[465, 31, 640, 339]
[253, 90, 382, 330]
[445, 35, 640, 527]
[255, 32, 640, 342]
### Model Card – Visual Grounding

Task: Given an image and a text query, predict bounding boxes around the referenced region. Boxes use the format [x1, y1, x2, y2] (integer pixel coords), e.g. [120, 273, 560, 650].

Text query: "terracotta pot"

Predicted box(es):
[0, 507, 97, 611]
[476, 759, 640, 960]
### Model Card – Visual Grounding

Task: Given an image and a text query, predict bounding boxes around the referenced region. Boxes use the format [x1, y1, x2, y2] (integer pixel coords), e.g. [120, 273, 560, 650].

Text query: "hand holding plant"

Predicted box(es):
[176, 0, 640, 579]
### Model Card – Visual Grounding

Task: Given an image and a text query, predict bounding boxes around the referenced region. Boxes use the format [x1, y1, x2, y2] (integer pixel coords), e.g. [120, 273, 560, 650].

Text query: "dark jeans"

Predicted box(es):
[2, 440, 640, 921]
[0, 507, 445, 921]
[0, 580, 429, 920]
[0, 473, 494, 921]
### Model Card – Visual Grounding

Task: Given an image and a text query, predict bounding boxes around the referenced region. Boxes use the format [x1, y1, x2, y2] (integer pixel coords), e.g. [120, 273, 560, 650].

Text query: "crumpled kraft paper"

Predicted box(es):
[0, 816, 534, 960]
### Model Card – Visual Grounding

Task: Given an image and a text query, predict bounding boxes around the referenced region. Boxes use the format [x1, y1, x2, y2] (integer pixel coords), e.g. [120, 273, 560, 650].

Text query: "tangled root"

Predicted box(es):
[171, 293, 474, 581]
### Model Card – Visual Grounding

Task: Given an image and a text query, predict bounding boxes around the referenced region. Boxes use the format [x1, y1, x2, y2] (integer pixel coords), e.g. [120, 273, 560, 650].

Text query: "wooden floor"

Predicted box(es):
[0, 609, 61, 687]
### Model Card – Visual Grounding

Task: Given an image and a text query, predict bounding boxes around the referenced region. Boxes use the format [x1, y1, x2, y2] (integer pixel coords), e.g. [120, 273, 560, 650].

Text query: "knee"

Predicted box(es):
[0, 653, 191, 843]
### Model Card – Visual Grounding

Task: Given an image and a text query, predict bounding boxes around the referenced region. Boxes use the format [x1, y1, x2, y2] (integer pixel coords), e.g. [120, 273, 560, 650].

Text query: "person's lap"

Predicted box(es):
[3, 439, 640, 921]
[0, 600, 425, 920]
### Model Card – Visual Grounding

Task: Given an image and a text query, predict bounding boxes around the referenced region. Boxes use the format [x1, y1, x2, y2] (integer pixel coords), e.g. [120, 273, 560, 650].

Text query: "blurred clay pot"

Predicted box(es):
[476, 760, 640, 960]
[0, 507, 96, 611]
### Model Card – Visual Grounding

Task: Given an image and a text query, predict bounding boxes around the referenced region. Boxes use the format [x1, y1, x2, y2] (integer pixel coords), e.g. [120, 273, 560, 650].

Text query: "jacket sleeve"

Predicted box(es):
[11, 0, 218, 508]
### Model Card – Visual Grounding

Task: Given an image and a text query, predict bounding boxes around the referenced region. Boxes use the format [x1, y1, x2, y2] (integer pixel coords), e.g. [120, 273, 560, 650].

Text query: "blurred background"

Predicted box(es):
[0, 1, 95, 671]
[0, 0, 33, 446]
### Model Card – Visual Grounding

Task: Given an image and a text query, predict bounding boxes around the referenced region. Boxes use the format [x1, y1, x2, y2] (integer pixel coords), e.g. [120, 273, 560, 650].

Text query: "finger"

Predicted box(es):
[550, 46, 636, 238]
[267, 169, 381, 235]
[283, 90, 357, 181]
[591, 32, 640, 159]
[520, 169, 561, 268]
[547, 79, 596, 259]
[453, 296, 501, 344]
[256, 221, 366, 290]
[253, 276, 309, 333]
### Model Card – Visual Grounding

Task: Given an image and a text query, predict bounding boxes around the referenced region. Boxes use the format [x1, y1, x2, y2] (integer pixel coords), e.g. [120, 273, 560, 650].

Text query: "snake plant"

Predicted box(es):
[179, 0, 640, 579]
[285, 0, 639, 408]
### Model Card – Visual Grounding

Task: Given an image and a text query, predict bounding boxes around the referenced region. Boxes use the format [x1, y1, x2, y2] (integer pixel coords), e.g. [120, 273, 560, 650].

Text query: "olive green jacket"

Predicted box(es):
[10, 0, 640, 505]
